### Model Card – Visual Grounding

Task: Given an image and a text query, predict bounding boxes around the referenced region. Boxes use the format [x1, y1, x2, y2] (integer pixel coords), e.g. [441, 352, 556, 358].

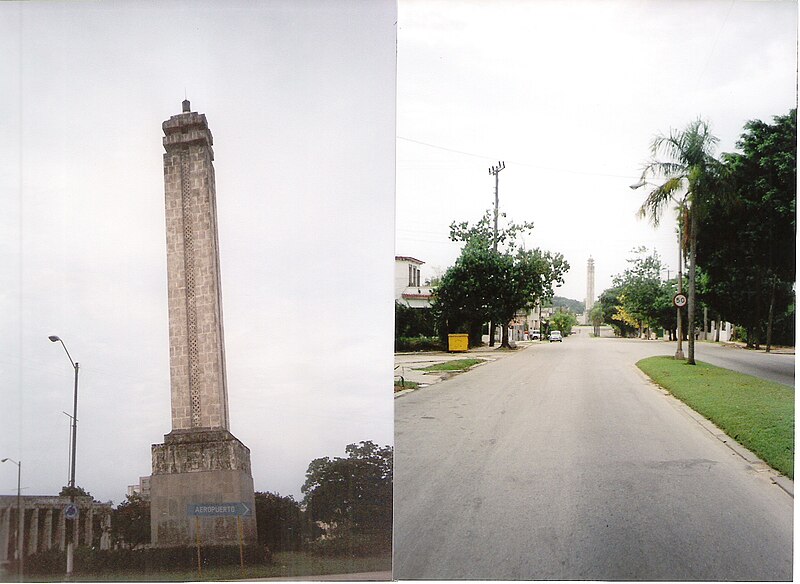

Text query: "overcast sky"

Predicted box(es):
[2, 1, 396, 504]
[2, 0, 797, 508]
[396, 0, 797, 302]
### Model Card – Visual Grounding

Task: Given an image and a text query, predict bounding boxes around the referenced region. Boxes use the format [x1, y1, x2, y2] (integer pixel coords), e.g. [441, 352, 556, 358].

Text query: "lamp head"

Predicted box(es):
[1, 458, 8, 463]
[49, 335, 60, 342]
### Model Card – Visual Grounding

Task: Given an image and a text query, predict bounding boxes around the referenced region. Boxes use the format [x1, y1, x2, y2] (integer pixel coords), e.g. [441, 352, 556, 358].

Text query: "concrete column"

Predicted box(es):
[56, 510, 65, 552]
[27, 508, 39, 555]
[0, 507, 10, 563]
[72, 514, 80, 547]
[43, 509, 53, 551]
[85, 506, 94, 547]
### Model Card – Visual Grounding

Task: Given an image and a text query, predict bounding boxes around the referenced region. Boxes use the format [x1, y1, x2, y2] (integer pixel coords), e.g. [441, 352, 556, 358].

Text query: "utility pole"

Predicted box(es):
[489, 161, 505, 252]
[488, 161, 505, 346]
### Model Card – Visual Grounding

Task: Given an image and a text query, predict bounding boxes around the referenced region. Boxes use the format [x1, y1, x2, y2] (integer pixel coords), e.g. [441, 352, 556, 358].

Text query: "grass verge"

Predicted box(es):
[394, 379, 420, 392]
[417, 358, 484, 372]
[637, 356, 794, 478]
[25, 552, 391, 582]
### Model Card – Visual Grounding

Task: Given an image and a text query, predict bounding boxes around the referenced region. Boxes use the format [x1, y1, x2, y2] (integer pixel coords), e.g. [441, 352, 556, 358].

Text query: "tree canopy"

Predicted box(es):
[433, 210, 568, 348]
[111, 493, 150, 550]
[301, 441, 392, 549]
[696, 109, 796, 348]
[254, 492, 303, 552]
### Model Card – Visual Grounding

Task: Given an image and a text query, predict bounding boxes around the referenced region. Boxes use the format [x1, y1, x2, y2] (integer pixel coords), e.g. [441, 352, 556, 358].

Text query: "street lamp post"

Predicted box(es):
[48, 335, 79, 579]
[630, 181, 686, 360]
[1, 458, 22, 582]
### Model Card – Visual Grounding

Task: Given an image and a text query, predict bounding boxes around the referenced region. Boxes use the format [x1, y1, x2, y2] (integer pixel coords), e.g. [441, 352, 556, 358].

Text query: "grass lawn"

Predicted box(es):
[417, 358, 485, 372]
[24, 552, 391, 582]
[637, 356, 794, 478]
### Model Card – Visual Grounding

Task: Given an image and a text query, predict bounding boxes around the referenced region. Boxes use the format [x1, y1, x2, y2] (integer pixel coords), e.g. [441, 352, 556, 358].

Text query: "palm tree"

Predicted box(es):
[636, 119, 726, 365]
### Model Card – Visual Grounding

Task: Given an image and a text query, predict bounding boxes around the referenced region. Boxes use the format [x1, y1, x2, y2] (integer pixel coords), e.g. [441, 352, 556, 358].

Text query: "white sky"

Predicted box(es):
[396, 0, 797, 303]
[1, 0, 796, 508]
[1, 1, 396, 504]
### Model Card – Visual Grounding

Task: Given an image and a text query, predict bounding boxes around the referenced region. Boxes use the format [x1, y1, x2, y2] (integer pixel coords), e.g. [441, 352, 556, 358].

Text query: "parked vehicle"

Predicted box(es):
[549, 330, 563, 342]
[530, 330, 541, 341]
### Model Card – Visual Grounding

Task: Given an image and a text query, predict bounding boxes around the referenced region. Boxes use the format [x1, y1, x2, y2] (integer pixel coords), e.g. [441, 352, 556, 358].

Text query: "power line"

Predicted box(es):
[397, 136, 640, 180]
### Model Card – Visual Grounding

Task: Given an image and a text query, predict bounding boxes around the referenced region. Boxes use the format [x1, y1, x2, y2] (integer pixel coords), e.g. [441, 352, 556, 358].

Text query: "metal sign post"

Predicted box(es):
[195, 516, 202, 580]
[187, 502, 252, 577]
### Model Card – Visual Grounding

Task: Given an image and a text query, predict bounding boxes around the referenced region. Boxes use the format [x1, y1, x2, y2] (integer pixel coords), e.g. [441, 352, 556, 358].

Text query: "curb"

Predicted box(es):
[633, 363, 794, 498]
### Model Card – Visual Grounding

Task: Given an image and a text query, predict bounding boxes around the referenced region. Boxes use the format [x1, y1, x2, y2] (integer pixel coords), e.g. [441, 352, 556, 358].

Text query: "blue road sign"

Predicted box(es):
[187, 502, 252, 517]
[64, 504, 79, 520]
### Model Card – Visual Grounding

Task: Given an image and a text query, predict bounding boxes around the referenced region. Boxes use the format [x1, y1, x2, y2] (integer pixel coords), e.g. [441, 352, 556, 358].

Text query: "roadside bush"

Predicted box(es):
[306, 531, 391, 558]
[395, 336, 443, 352]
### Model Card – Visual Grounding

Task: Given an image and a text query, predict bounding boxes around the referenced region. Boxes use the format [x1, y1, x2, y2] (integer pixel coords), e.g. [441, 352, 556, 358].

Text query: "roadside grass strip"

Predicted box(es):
[637, 356, 794, 479]
[417, 358, 485, 372]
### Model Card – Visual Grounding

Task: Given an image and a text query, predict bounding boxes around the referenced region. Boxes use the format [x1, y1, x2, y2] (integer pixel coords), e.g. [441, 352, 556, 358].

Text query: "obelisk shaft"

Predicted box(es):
[162, 101, 229, 431]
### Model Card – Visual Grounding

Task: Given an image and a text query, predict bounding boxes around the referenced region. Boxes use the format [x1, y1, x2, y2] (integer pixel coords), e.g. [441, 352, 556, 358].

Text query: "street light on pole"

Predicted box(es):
[1, 458, 22, 582]
[48, 335, 79, 579]
[630, 182, 686, 359]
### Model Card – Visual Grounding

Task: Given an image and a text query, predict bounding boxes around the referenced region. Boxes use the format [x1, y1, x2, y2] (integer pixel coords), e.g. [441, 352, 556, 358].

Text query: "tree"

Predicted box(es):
[435, 210, 568, 348]
[111, 493, 150, 549]
[609, 247, 672, 337]
[59, 485, 92, 498]
[550, 310, 578, 336]
[697, 110, 796, 349]
[431, 238, 506, 347]
[588, 304, 604, 337]
[254, 492, 302, 552]
[637, 118, 727, 363]
[301, 441, 392, 549]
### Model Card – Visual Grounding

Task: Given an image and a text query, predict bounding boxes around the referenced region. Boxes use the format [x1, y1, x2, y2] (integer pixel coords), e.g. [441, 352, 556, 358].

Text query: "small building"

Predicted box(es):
[126, 476, 151, 500]
[395, 256, 433, 309]
[0, 495, 112, 565]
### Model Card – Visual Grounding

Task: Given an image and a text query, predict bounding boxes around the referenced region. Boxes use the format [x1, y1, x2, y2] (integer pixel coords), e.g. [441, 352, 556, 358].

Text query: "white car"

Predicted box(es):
[530, 330, 541, 340]
[549, 330, 563, 342]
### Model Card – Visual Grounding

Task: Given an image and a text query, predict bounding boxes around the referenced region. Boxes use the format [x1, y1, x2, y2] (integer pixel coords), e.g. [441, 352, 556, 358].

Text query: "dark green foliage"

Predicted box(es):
[697, 109, 796, 347]
[254, 492, 303, 552]
[434, 210, 568, 348]
[597, 287, 638, 338]
[18, 544, 271, 575]
[395, 302, 437, 341]
[598, 249, 675, 337]
[59, 485, 91, 498]
[301, 441, 392, 557]
[111, 493, 150, 549]
[395, 336, 444, 352]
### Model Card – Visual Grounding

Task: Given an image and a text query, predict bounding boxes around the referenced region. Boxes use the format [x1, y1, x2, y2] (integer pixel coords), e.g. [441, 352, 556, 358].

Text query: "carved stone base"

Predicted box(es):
[150, 429, 257, 547]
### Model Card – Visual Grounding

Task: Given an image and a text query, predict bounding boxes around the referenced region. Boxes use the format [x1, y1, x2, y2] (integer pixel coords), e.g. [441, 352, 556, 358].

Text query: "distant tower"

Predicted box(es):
[150, 100, 257, 547]
[586, 257, 596, 312]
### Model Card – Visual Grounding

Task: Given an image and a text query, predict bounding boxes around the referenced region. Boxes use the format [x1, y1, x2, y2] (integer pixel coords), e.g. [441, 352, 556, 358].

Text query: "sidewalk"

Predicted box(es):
[394, 341, 535, 396]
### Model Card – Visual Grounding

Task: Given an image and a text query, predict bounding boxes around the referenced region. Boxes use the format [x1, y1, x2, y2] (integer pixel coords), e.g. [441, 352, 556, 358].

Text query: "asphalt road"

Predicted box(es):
[668, 341, 794, 387]
[393, 335, 793, 580]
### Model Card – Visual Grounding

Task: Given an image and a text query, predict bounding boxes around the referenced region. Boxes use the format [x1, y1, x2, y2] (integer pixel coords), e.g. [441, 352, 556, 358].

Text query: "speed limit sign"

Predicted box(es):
[673, 293, 688, 308]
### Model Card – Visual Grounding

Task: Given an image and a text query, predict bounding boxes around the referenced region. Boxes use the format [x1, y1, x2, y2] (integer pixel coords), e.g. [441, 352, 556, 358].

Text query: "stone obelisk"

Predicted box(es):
[586, 256, 596, 312]
[150, 100, 257, 547]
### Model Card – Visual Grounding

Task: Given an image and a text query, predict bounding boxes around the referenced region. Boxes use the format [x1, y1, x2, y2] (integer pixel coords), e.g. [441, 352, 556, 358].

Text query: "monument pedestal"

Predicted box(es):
[150, 430, 257, 547]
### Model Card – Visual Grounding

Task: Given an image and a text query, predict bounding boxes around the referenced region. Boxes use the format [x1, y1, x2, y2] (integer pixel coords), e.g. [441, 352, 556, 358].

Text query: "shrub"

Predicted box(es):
[395, 336, 443, 352]
[306, 531, 391, 558]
